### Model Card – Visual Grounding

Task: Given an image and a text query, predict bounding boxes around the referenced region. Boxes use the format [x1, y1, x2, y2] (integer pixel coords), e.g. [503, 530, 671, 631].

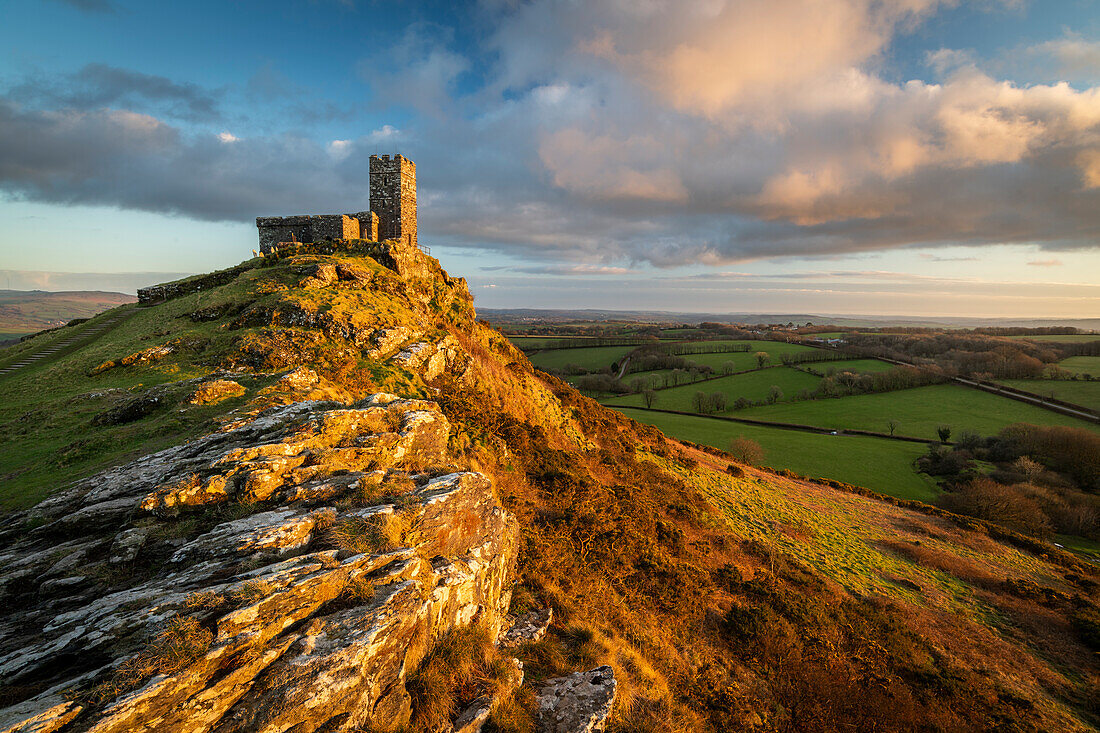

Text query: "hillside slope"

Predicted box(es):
[0, 240, 1097, 732]
[0, 290, 137, 341]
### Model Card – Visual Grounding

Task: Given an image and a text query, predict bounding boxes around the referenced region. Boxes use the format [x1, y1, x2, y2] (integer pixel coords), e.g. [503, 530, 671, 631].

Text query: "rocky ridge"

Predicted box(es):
[0, 393, 518, 733]
[0, 240, 607, 733]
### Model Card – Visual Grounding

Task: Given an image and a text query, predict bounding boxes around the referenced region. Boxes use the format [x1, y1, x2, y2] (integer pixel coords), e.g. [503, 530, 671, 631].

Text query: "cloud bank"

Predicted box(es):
[1, 0, 1098, 268]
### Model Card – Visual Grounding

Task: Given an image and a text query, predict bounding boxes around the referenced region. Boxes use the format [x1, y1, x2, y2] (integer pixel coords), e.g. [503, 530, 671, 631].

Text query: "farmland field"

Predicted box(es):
[527, 345, 636, 371]
[612, 407, 939, 501]
[997, 379, 1100, 412]
[735, 383, 1100, 440]
[604, 367, 821, 410]
[1007, 334, 1100, 342]
[506, 336, 565, 350]
[677, 341, 822, 369]
[815, 358, 897, 375]
[1058, 356, 1100, 376]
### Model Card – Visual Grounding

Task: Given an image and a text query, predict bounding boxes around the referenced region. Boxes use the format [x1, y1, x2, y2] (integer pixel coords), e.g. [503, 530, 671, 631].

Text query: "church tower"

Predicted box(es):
[369, 154, 417, 247]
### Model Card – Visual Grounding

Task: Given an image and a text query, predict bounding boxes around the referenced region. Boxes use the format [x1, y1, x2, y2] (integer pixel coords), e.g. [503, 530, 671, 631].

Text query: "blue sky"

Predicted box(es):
[1, 0, 1098, 318]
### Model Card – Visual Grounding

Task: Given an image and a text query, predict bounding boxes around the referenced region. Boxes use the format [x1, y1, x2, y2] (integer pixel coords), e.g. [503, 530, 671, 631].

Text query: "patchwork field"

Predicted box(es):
[617, 407, 939, 500]
[997, 379, 1100, 412]
[1058, 355, 1100, 376]
[1008, 334, 1100, 342]
[604, 366, 822, 410]
[815, 358, 897, 374]
[736, 383, 1100, 440]
[527, 344, 636, 371]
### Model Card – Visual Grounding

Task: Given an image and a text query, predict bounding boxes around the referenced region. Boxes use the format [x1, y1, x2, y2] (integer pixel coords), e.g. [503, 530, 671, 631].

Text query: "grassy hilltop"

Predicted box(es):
[1, 242, 1099, 731]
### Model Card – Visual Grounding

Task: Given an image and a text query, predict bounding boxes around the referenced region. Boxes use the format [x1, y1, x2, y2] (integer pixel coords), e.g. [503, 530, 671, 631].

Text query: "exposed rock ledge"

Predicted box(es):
[0, 396, 518, 733]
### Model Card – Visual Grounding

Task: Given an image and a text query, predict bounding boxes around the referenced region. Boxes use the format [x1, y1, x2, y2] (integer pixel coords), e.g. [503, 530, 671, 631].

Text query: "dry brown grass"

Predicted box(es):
[329, 514, 399, 555]
[878, 538, 1003, 588]
[407, 624, 523, 732]
[77, 616, 213, 706]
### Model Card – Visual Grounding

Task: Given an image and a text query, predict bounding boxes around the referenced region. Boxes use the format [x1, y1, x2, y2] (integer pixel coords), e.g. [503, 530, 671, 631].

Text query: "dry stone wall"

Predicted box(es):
[256, 215, 364, 254]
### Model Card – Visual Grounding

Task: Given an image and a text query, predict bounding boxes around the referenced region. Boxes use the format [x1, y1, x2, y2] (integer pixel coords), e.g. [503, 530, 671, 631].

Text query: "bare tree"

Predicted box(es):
[729, 436, 765, 465]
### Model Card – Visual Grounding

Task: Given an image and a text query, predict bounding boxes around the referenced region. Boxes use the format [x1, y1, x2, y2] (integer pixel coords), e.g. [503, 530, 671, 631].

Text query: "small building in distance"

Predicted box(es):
[256, 154, 416, 253]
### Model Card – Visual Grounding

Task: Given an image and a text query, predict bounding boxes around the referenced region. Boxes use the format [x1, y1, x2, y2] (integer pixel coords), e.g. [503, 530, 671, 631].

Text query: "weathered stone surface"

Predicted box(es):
[499, 607, 553, 648]
[188, 379, 246, 405]
[391, 335, 467, 381]
[335, 261, 373, 283]
[0, 696, 82, 733]
[167, 507, 334, 564]
[370, 154, 417, 248]
[139, 395, 450, 512]
[109, 526, 152, 563]
[0, 391, 519, 733]
[298, 263, 338, 289]
[366, 326, 419, 360]
[453, 696, 492, 733]
[535, 666, 617, 733]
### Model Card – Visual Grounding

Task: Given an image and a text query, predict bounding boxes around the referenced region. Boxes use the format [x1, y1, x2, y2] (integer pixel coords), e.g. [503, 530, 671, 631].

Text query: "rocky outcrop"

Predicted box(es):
[535, 666, 617, 733]
[188, 380, 246, 405]
[0, 395, 519, 733]
[391, 336, 468, 382]
[499, 607, 553, 648]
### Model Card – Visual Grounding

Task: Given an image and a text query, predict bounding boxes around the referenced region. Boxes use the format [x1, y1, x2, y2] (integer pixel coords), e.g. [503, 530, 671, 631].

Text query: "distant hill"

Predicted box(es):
[478, 307, 1100, 330]
[0, 289, 137, 341]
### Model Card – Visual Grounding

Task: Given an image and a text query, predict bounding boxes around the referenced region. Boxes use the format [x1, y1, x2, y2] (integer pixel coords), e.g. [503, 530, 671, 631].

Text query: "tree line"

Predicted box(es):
[919, 423, 1100, 540]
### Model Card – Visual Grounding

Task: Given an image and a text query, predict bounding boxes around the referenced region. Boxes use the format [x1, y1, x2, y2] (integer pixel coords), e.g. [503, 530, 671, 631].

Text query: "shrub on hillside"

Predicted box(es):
[728, 437, 765, 466]
[938, 478, 1052, 538]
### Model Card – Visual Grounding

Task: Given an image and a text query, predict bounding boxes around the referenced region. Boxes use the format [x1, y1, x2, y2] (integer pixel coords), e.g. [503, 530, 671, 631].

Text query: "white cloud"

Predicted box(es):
[217, 131, 239, 143]
[1031, 35, 1100, 77]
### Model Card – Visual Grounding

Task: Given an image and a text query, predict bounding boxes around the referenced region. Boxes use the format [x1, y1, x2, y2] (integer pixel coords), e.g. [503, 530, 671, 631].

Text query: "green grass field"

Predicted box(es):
[527, 345, 636, 372]
[736, 383, 1100, 440]
[816, 358, 896, 375]
[604, 366, 821, 410]
[997, 379, 1100, 412]
[613, 407, 939, 500]
[658, 328, 707, 337]
[1007, 334, 1100, 343]
[0, 302, 253, 509]
[505, 336, 562, 350]
[1057, 356, 1100, 376]
[674, 341, 822, 370]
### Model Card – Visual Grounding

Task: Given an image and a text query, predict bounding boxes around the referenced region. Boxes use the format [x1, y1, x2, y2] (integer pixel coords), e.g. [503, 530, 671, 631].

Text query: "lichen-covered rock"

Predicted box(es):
[452, 696, 493, 733]
[366, 326, 419, 360]
[535, 666, 617, 733]
[188, 379, 246, 405]
[167, 507, 334, 564]
[0, 694, 82, 733]
[391, 335, 468, 381]
[139, 395, 450, 512]
[0, 393, 519, 733]
[298, 263, 338, 289]
[499, 607, 553, 648]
